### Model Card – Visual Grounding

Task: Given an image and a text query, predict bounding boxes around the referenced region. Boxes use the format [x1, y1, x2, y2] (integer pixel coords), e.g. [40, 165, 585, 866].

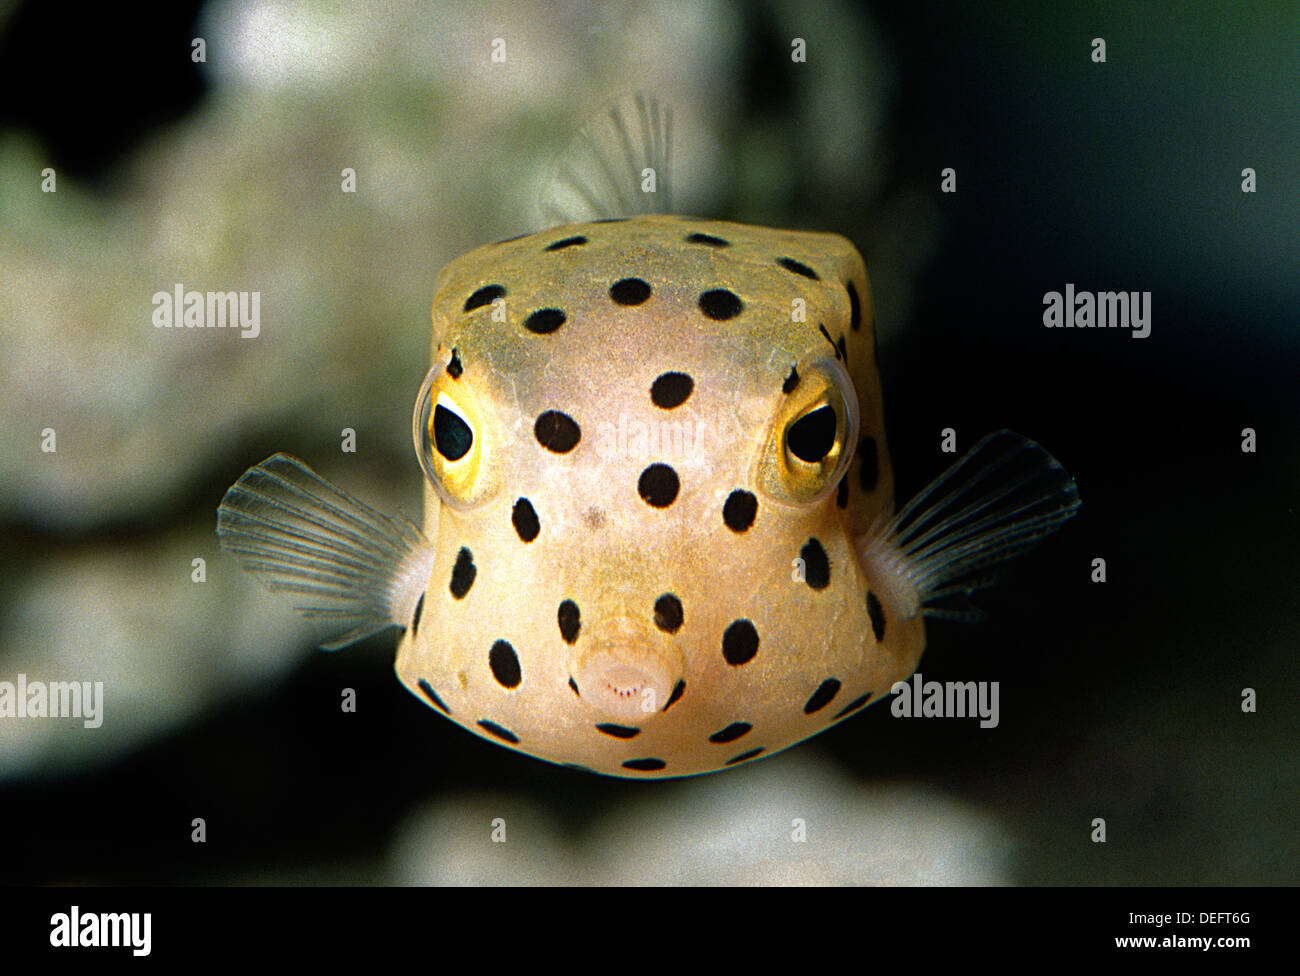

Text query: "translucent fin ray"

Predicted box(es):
[858, 431, 1081, 620]
[537, 92, 674, 226]
[216, 453, 436, 650]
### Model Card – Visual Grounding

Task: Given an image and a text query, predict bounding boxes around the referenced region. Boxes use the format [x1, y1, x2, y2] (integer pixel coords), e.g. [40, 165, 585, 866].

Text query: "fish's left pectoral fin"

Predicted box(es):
[216, 453, 436, 651]
[858, 430, 1081, 620]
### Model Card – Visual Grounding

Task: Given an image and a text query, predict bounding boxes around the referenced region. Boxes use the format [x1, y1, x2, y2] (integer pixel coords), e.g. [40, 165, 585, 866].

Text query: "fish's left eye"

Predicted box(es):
[756, 358, 859, 507]
[786, 405, 837, 463]
[413, 361, 496, 508]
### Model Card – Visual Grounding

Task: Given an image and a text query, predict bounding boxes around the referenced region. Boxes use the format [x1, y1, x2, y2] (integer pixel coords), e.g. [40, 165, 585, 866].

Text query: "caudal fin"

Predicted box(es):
[857, 431, 1081, 621]
[216, 454, 436, 650]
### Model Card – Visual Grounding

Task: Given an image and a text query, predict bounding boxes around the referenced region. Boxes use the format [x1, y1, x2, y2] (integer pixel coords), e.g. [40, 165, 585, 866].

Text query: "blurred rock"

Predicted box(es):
[0, 529, 306, 779]
[389, 752, 1011, 885]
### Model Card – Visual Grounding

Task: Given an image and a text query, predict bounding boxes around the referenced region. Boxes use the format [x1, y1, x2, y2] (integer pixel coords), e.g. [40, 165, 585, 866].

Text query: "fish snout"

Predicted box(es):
[571, 619, 684, 723]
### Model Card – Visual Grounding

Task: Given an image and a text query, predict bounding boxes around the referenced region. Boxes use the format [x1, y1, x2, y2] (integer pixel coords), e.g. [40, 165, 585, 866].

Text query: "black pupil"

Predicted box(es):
[786, 405, 837, 463]
[433, 404, 473, 461]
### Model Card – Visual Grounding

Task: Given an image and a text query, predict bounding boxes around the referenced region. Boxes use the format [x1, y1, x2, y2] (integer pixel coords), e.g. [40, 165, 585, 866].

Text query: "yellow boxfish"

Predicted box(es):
[217, 96, 1080, 778]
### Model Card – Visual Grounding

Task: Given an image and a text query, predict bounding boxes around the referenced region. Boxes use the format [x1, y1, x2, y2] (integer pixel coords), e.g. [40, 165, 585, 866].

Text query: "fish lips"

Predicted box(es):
[569, 619, 685, 723]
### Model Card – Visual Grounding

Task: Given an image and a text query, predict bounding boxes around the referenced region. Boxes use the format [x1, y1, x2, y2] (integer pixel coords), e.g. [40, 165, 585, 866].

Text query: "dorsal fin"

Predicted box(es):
[536, 91, 675, 226]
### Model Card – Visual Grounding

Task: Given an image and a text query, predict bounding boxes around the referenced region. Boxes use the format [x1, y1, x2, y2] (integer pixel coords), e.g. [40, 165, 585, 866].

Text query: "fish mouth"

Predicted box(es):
[571, 619, 684, 723]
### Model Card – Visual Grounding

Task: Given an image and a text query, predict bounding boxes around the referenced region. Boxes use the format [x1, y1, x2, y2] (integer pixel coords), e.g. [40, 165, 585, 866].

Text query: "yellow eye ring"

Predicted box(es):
[413, 358, 497, 509]
[755, 357, 859, 507]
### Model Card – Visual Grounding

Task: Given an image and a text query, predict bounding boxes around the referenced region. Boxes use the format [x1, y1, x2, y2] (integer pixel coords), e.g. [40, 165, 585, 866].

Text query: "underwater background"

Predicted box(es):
[1, 0, 1296, 884]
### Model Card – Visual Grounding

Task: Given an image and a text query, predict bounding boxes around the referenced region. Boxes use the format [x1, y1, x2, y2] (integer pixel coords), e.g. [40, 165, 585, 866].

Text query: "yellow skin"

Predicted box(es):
[395, 215, 925, 778]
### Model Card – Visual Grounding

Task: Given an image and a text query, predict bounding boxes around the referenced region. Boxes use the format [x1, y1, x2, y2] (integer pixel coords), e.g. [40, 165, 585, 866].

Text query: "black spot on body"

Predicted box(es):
[569, 676, 580, 696]
[846, 280, 862, 331]
[687, 232, 729, 247]
[558, 599, 581, 644]
[836, 475, 849, 509]
[417, 678, 449, 714]
[596, 723, 641, 739]
[464, 284, 504, 312]
[836, 335, 847, 362]
[512, 497, 540, 542]
[709, 721, 752, 744]
[535, 411, 581, 453]
[804, 678, 841, 714]
[622, 757, 666, 771]
[638, 463, 679, 507]
[722, 489, 757, 532]
[446, 349, 463, 379]
[722, 619, 759, 665]
[777, 256, 819, 280]
[610, 277, 652, 306]
[477, 719, 519, 743]
[699, 288, 743, 320]
[653, 594, 683, 633]
[782, 366, 800, 394]
[819, 323, 841, 359]
[524, 308, 566, 334]
[725, 747, 765, 766]
[545, 235, 588, 251]
[663, 679, 685, 711]
[858, 436, 879, 491]
[834, 693, 873, 720]
[489, 639, 522, 689]
[650, 372, 693, 408]
[449, 547, 476, 599]
[800, 538, 831, 590]
[411, 592, 425, 635]
[866, 591, 886, 642]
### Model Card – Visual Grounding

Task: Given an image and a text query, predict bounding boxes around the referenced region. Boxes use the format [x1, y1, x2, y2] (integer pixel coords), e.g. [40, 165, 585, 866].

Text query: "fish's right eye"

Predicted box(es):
[413, 362, 497, 508]
[433, 394, 473, 461]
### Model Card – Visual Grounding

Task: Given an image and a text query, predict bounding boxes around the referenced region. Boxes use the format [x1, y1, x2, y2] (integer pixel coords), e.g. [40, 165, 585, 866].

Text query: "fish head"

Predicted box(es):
[399, 214, 916, 777]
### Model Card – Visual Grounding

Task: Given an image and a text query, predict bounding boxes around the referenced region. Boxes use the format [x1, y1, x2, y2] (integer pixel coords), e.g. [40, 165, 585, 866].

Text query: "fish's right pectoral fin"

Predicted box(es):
[858, 430, 1081, 621]
[216, 453, 436, 651]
